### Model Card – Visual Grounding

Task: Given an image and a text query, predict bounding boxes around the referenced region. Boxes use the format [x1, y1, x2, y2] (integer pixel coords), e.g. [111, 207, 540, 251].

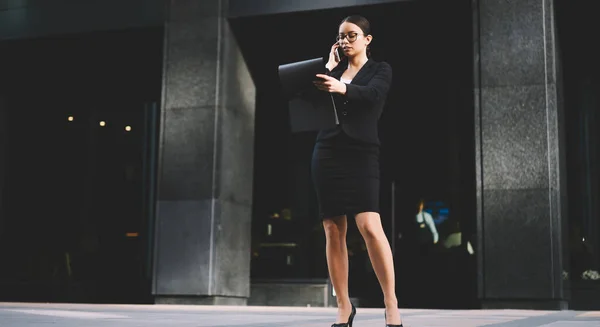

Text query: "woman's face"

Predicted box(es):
[337, 22, 372, 57]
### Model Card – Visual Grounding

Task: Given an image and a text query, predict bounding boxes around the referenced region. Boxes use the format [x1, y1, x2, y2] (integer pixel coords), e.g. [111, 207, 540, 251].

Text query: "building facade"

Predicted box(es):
[0, 0, 599, 310]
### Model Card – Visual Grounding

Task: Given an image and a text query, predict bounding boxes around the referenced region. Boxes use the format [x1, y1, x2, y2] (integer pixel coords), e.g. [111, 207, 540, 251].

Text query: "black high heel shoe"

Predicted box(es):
[331, 303, 356, 327]
[385, 311, 403, 327]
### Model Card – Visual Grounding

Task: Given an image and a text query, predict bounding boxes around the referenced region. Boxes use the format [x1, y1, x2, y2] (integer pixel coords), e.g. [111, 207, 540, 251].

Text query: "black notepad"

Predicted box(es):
[278, 58, 338, 133]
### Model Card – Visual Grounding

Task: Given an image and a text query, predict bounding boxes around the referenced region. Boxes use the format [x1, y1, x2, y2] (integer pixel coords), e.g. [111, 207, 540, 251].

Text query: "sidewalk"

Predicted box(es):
[1, 302, 599, 326]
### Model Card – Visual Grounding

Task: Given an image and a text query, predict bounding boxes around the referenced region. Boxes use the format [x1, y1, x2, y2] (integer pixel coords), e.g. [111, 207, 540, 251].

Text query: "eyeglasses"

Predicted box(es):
[336, 32, 365, 43]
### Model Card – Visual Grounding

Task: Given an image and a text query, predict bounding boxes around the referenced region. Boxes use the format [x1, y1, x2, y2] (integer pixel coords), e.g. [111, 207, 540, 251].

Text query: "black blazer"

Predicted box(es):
[317, 59, 393, 145]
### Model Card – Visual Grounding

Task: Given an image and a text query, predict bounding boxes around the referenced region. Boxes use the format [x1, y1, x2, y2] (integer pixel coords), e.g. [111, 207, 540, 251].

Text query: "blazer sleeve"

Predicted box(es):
[344, 62, 392, 104]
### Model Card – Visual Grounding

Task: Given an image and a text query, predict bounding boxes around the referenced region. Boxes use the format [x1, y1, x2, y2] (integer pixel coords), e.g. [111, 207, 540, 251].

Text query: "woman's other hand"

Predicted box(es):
[313, 74, 347, 94]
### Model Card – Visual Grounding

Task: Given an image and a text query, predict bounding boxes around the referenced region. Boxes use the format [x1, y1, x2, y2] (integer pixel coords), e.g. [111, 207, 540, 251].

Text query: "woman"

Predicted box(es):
[312, 15, 402, 327]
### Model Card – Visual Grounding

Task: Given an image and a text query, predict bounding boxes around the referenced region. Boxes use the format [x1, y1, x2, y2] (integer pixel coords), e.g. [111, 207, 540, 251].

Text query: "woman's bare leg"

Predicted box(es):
[355, 212, 402, 325]
[323, 215, 353, 323]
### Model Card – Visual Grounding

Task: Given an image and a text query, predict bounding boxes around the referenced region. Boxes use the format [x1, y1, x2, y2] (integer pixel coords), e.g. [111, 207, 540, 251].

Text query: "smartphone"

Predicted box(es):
[335, 47, 344, 61]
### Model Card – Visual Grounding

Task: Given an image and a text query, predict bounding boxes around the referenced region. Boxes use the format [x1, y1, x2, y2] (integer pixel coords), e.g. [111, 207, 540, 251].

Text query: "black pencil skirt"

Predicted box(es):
[311, 131, 380, 219]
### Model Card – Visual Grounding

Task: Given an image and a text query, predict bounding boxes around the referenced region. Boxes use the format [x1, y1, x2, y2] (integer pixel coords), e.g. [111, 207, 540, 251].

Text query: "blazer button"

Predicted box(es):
[343, 111, 348, 116]
[344, 101, 348, 105]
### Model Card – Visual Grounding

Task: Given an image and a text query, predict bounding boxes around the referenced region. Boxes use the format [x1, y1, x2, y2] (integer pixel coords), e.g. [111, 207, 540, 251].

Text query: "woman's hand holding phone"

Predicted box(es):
[326, 43, 341, 71]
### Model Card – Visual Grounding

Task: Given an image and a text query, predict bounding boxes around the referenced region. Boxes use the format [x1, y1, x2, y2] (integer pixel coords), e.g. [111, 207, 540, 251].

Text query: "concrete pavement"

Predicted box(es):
[1, 302, 599, 326]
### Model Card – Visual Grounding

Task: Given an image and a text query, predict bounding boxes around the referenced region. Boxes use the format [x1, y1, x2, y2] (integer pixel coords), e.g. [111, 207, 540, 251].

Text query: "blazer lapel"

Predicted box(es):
[330, 68, 344, 79]
[331, 59, 375, 84]
[350, 59, 375, 85]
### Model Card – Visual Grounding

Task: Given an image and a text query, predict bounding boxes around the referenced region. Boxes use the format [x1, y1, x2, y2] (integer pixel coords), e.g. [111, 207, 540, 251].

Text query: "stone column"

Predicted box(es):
[473, 0, 568, 309]
[0, 95, 5, 238]
[152, 0, 256, 305]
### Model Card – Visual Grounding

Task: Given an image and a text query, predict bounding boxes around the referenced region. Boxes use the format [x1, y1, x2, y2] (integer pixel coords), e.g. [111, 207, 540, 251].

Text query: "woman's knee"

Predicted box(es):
[322, 216, 346, 238]
[356, 212, 383, 240]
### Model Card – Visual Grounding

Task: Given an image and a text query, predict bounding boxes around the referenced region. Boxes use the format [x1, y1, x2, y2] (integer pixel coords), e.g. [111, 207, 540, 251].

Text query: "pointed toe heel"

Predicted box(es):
[385, 310, 403, 327]
[331, 303, 356, 327]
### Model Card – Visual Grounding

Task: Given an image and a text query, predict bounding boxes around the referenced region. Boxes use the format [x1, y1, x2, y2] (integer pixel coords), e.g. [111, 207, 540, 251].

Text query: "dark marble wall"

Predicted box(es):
[473, 0, 567, 308]
[0, 0, 164, 41]
[228, 0, 401, 17]
[0, 94, 5, 238]
[152, 0, 255, 304]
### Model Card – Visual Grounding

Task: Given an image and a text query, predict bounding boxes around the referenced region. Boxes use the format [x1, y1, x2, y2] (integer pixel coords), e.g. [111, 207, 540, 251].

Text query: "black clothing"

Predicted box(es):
[317, 59, 393, 146]
[312, 59, 392, 218]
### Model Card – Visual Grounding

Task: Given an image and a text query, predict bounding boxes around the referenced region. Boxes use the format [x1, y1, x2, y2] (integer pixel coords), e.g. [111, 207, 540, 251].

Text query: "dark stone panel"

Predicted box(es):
[217, 22, 254, 111]
[474, 86, 485, 299]
[249, 282, 333, 307]
[155, 296, 247, 305]
[543, 0, 557, 86]
[545, 82, 566, 298]
[549, 178, 566, 297]
[213, 22, 256, 205]
[479, 0, 546, 87]
[0, 0, 165, 40]
[158, 108, 216, 201]
[212, 199, 252, 297]
[553, 51, 570, 292]
[0, 96, 5, 235]
[472, 0, 481, 88]
[228, 0, 403, 18]
[153, 200, 214, 295]
[545, 83, 559, 191]
[482, 188, 556, 299]
[481, 84, 549, 190]
[474, 0, 566, 305]
[164, 18, 220, 110]
[154, 0, 256, 303]
[168, 0, 220, 21]
[0, 0, 96, 10]
[167, 18, 220, 46]
[0, 0, 26, 11]
[215, 106, 255, 205]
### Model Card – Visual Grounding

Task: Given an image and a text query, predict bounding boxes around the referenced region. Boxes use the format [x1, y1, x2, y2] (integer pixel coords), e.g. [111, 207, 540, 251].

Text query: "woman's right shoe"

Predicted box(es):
[331, 303, 356, 327]
[385, 311, 403, 327]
